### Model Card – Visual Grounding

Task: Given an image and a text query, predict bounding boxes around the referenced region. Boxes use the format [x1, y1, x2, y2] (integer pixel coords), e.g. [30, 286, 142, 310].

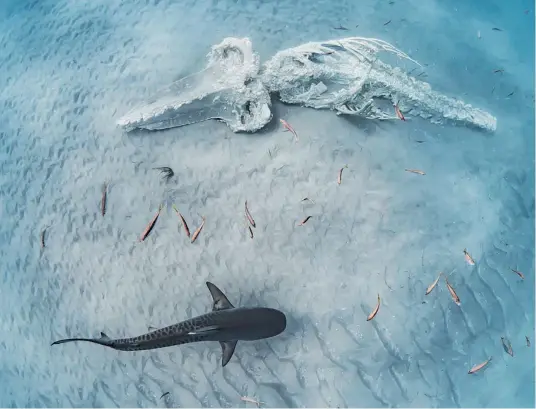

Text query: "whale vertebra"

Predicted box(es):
[117, 36, 496, 133]
[51, 282, 286, 367]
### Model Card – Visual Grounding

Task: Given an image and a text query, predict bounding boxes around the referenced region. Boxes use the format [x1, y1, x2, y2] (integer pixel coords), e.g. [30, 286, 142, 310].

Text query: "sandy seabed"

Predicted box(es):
[0, 0, 533, 407]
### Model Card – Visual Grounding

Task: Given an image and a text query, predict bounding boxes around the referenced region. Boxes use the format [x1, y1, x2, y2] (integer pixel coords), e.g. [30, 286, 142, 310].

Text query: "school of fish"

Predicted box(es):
[421, 247, 530, 374]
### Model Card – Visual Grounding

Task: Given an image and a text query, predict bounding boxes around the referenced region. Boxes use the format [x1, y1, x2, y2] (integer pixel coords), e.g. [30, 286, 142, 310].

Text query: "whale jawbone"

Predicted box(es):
[116, 37, 272, 133]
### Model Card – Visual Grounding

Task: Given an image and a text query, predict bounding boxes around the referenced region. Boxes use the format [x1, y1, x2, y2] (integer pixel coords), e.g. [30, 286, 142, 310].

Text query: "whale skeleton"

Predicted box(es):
[117, 36, 497, 134]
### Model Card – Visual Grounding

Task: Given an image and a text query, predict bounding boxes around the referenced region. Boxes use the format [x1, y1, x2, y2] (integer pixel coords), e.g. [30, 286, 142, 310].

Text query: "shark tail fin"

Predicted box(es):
[51, 332, 114, 348]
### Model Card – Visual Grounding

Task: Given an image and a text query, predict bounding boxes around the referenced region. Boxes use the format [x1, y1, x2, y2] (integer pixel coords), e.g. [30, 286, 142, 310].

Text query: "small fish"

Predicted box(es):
[524, 10, 529, 15]
[383, 267, 393, 291]
[394, 101, 405, 121]
[333, 25, 348, 31]
[298, 215, 312, 226]
[279, 119, 298, 142]
[301, 197, 315, 204]
[506, 91, 515, 97]
[240, 396, 263, 407]
[405, 168, 425, 175]
[425, 272, 442, 295]
[160, 392, 170, 399]
[511, 268, 525, 280]
[463, 248, 475, 265]
[101, 182, 107, 216]
[153, 166, 174, 182]
[245, 200, 256, 228]
[493, 69, 504, 74]
[501, 337, 514, 357]
[139, 204, 162, 242]
[526, 336, 531, 347]
[384, 20, 392, 26]
[492, 27, 502, 31]
[444, 276, 461, 306]
[367, 294, 380, 321]
[191, 216, 206, 243]
[172, 204, 190, 238]
[40, 225, 49, 249]
[337, 165, 348, 185]
[468, 356, 492, 374]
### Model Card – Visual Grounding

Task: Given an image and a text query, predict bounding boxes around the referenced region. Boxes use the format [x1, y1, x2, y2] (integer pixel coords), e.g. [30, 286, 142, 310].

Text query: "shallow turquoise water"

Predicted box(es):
[0, 0, 534, 407]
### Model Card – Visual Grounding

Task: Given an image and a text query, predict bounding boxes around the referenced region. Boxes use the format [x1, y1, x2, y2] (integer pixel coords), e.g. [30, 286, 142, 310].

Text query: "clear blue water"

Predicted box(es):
[0, 0, 534, 407]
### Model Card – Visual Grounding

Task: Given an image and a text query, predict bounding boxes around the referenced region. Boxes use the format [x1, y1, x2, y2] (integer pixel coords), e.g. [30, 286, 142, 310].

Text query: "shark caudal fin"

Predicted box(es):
[206, 282, 235, 311]
[51, 332, 114, 348]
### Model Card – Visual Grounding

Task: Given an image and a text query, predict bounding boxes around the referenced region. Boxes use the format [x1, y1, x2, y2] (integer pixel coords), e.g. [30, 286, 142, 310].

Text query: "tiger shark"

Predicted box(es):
[51, 282, 287, 367]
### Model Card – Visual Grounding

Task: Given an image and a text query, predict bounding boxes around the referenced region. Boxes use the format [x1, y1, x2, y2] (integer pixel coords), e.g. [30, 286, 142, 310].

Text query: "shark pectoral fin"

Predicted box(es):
[206, 282, 235, 311]
[220, 340, 237, 367]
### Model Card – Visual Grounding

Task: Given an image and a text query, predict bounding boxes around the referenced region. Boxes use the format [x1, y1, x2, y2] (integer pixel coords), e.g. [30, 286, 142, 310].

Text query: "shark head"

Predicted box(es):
[116, 37, 272, 133]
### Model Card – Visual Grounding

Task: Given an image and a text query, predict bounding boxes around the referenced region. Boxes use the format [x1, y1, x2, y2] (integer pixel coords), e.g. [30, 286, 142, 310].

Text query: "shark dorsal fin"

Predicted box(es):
[100, 332, 111, 340]
[220, 340, 237, 367]
[206, 282, 234, 311]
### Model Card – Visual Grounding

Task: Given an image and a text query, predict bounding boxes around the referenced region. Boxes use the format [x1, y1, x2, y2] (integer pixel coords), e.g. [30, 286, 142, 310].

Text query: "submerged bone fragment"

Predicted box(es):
[117, 38, 271, 133]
